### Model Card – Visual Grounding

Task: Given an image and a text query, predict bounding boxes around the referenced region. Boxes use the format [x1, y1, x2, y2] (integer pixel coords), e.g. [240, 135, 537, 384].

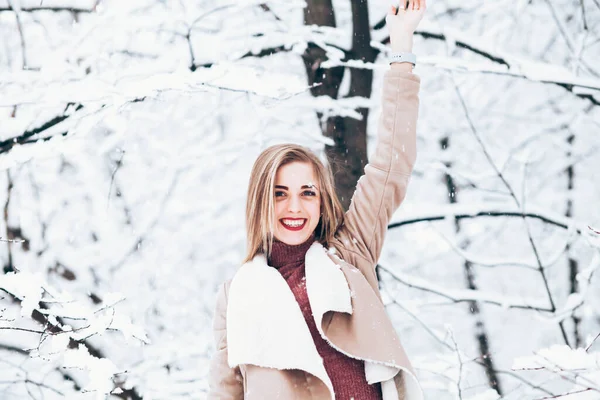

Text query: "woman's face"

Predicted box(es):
[273, 161, 321, 245]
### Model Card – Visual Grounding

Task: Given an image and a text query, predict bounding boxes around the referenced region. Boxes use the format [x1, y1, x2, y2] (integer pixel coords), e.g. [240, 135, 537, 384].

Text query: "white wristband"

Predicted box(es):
[389, 52, 416, 66]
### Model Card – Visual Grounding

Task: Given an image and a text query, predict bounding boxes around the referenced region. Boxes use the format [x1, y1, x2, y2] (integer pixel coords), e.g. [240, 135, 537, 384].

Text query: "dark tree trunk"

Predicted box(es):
[3, 171, 15, 273]
[302, 0, 378, 210]
[566, 133, 581, 347]
[440, 137, 503, 395]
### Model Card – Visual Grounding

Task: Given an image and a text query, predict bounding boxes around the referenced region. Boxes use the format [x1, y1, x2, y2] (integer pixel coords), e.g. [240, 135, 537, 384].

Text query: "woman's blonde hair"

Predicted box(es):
[243, 144, 345, 263]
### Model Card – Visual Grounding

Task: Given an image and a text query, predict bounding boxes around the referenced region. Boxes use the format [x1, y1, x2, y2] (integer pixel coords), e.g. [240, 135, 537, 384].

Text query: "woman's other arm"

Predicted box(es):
[207, 282, 244, 399]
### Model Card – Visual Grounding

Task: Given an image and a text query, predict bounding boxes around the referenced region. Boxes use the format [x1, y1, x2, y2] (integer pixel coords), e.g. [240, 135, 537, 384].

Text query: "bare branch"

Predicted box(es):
[385, 287, 557, 396]
[543, 0, 576, 52]
[7, 0, 27, 69]
[0, 326, 44, 334]
[378, 263, 553, 312]
[580, 0, 589, 31]
[0, 378, 64, 396]
[186, 5, 234, 71]
[586, 332, 600, 352]
[448, 329, 464, 400]
[451, 76, 569, 344]
[537, 389, 595, 400]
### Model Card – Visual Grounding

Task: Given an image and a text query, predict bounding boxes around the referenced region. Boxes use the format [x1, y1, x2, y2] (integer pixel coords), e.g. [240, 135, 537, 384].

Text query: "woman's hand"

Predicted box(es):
[386, 0, 426, 53]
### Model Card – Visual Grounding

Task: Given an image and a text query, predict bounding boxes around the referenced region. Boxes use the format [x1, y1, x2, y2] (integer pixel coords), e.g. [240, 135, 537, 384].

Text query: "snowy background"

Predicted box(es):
[0, 0, 599, 399]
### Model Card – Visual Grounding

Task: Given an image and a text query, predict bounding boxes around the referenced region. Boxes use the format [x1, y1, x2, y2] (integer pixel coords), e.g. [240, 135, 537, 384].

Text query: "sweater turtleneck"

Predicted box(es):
[268, 234, 315, 274]
[266, 234, 382, 400]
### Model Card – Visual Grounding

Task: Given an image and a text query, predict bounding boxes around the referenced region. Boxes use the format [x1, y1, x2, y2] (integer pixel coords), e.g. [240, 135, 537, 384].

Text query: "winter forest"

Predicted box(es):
[0, 0, 599, 399]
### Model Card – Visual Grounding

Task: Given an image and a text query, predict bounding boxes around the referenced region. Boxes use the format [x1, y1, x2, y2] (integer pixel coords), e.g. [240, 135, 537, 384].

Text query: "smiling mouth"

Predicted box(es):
[280, 218, 307, 231]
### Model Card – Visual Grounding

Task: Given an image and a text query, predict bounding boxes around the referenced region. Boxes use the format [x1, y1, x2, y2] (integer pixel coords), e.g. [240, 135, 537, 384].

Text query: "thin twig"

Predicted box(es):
[384, 287, 454, 351]
[580, 0, 588, 30]
[536, 388, 594, 400]
[0, 379, 64, 396]
[543, 0, 575, 52]
[448, 329, 464, 400]
[186, 5, 234, 70]
[0, 326, 44, 334]
[585, 332, 600, 352]
[107, 150, 125, 210]
[7, 0, 27, 69]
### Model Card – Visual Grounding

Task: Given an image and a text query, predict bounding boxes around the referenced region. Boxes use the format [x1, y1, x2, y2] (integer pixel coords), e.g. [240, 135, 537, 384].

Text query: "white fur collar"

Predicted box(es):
[226, 242, 420, 400]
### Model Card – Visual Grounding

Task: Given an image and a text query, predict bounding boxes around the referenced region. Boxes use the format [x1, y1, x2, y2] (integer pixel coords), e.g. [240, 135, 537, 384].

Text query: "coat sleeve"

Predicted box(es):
[207, 282, 244, 400]
[336, 67, 420, 279]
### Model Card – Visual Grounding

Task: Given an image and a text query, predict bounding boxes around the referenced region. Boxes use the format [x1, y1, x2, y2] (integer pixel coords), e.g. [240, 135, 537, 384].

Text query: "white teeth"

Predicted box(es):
[282, 219, 305, 227]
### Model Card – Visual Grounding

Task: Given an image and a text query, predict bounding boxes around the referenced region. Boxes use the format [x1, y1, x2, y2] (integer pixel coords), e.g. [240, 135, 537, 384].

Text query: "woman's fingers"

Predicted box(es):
[388, 0, 426, 21]
[394, 0, 425, 12]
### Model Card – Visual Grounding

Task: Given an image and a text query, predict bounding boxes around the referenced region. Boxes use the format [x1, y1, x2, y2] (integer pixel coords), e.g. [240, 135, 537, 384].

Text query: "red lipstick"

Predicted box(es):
[280, 218, 307, 231]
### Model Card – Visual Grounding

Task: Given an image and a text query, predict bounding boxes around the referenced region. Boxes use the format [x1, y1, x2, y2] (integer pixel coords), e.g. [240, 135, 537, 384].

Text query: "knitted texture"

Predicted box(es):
[269, 236, 383, 400]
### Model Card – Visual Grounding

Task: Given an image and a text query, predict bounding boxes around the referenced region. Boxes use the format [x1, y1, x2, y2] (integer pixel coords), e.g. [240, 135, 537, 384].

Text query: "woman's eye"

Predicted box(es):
[303, 191, 316, 196]
[274, 191, 286, 197]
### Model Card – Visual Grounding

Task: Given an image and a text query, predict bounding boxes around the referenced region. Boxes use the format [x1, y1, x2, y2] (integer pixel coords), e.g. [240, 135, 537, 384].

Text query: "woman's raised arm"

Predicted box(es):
[336, 1, 426, 277]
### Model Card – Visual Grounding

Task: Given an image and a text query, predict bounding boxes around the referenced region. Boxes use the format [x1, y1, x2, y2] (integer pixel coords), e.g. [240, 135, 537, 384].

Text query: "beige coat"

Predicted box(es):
[208, 67, 422, 400]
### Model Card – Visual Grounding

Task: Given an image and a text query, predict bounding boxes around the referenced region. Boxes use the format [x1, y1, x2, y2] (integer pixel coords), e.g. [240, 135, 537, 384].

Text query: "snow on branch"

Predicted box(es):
[420, 54, 600, 106]
[0, 0, 96, 12]
[1, 64, 312, 107]
[0, 269, 148, 397]
[512, 345, 600, 397]
[388, 202, 589, 235]
[372, 18, 600, 105]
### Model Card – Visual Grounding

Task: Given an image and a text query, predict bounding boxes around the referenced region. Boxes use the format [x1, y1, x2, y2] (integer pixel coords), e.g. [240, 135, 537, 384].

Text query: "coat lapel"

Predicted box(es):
[226, 251, 335, 398]
[304, 242, 353, 317]
[306, 244, 422, 400]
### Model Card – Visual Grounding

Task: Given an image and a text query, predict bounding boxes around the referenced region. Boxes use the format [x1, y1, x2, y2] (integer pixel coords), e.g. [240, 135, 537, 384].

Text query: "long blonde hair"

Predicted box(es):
[243, 144, 345, 263]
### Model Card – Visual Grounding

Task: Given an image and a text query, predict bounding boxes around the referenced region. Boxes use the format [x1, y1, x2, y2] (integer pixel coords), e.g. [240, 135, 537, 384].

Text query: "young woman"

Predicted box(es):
[208, 2, 426, 399]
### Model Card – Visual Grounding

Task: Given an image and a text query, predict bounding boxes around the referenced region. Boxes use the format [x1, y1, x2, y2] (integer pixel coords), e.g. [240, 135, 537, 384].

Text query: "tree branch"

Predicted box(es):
[378, 263, 553, 312]
[0, 103, 83, 154]
[388, 206, 586, 234]
[7, 0, 28, 69]
[451, 76, 570, 345]
[385, 286, 556, 396]
[0, 5, 94, 12]
[376, 27, 600, 105]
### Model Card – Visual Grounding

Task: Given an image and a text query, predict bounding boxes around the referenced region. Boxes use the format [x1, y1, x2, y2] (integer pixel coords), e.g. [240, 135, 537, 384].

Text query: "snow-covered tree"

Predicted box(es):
[0, 0, 599, 398]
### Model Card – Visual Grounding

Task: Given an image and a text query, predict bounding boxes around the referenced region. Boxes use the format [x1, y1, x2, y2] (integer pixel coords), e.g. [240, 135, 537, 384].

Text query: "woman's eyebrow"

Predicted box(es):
[274, 184, 319, 191]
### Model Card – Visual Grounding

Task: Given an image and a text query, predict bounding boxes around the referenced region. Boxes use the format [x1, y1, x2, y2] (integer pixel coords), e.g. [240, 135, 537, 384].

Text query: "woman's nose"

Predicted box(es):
[287, 195, 302, 212]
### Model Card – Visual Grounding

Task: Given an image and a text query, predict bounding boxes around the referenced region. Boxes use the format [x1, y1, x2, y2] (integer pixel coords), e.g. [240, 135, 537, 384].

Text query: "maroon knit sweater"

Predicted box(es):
[268, 235, 383, 400]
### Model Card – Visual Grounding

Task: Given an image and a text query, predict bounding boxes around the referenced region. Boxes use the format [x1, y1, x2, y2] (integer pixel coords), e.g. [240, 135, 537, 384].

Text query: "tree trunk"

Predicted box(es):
[440, 137, 503, 394]
[302, 0, 378, 210]
[566, 133, 581, 347]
